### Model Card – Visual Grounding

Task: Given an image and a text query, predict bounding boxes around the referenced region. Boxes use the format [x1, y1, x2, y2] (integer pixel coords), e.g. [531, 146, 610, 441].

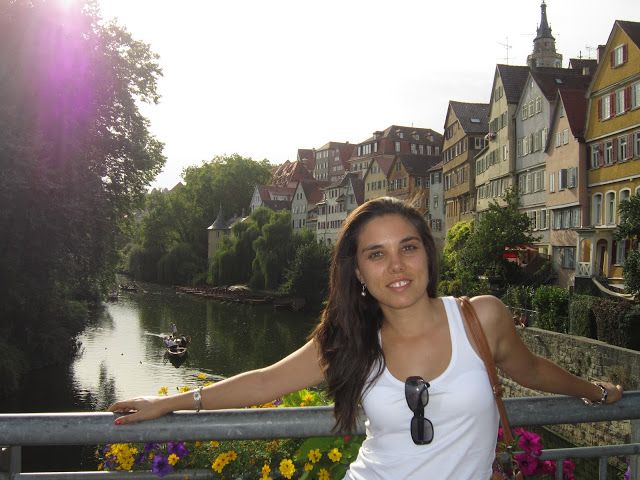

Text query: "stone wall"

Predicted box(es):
[502, 326, 640, 470]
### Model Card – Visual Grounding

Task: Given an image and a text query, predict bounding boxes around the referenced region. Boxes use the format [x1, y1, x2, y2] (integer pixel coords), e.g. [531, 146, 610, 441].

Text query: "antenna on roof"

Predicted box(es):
[584, 45, 595, 59]
[497, 37, 512, 64]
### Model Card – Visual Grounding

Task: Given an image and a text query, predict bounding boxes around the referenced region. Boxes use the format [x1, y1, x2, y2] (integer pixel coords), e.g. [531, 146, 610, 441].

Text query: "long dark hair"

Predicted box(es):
[311, 196, 439, 432]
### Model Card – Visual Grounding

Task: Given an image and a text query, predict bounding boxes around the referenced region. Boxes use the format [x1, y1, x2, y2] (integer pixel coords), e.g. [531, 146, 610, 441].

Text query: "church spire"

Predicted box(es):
[535, 1, 554, 41]
[527, 0, 562, 68]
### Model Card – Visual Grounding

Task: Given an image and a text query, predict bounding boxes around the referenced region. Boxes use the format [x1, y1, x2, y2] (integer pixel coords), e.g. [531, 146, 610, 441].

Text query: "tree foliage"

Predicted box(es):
[128, 155, 272, 284]
[459, 189, 539, 287]
[0, 0, 165, 392]
[616, 194, 640, 298]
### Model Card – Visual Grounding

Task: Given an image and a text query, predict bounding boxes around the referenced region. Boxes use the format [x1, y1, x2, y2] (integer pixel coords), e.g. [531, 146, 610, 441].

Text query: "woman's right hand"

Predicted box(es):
[108, 395, 174, 425]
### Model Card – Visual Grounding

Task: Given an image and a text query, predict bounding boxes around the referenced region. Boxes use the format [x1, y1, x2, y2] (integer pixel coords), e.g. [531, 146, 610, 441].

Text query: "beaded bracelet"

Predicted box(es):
[582, 382, 608, 406]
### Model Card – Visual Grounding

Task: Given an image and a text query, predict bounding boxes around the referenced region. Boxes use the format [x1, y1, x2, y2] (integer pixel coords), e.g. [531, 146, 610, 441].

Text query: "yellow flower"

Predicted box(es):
[302, 392, 314, 402]
[279, 458, 296, 479]
[211, 457, 225, 473]
[194, 441, 202, 448]
[308, 448, 322, 463]
[209, 440, 220, 448]
[328, 448, 342, 463]
[204, 381, 215, 387]
[197, 373, 208, 380]
[318, 468, 331, 480]
[97, 463, 103, 471]
[178, 386, 191, 393]
[261, 464, 271, 476]
[158, 386, 168, 395]
[304, 462, 313, 471]
[226, 450, 238, 461]
[299, 401, 307, 407]
[167, 453, 179, 466]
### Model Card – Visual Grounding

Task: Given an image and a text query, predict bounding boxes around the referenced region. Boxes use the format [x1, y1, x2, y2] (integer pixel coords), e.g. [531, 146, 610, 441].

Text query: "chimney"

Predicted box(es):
[597, 44, 606, 64]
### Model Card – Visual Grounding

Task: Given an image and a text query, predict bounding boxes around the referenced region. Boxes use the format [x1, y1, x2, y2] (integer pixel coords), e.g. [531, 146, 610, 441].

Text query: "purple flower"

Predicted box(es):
[562, 459, 576, 480]
[151, 453, 173, 478]
[167, 441, 188, 458]
[514, 452, 540, 476]
[518, 431, 543, 456]
[536, 460, 556, 475]
[624, 465, 631, 480]
[138, 443, 160, 464]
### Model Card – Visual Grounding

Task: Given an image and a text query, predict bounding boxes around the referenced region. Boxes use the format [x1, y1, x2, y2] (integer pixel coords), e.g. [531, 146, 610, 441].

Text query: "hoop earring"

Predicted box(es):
[361, 283, 367, 297]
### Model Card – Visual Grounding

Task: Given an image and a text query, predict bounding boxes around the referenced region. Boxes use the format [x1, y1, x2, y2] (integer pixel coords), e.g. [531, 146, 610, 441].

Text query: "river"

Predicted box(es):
[1, 281, 318, 472]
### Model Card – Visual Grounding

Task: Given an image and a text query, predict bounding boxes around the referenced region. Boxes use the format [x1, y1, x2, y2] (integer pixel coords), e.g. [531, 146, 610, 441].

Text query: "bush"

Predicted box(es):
[591, 298, 637, 349]
[568, 294, 597, 338]
[502, 285, 535, 311]
[532, 286, 569, 332]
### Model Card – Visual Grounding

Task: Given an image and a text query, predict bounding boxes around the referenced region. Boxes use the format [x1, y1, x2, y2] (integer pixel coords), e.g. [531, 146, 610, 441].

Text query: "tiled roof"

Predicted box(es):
[568, 58, 597, 75]
[349, 176, 365, 205]
[428, 160, 443, 172]
[300, 180, 328, 205]
[399, 155, 441, 176]
[449, 101, 490, 134]
[558, 89, 588, 140]
[373, 156, 395, 177]
[357, 125, 443, 144]
[530, 67, 592, 101]
[618, 20, 640, 48]
[496, 64, 530, 104]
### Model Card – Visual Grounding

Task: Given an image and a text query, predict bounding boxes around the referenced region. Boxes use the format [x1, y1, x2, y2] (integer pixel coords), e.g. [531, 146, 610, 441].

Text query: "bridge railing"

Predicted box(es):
[1, 391, 639, 479]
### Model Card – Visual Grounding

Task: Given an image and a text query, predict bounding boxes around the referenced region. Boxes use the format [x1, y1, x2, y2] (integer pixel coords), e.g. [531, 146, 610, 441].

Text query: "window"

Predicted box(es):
[555, 132, 562, 148]
[620, 189, 631, 206]
[591, 145, 600, 168]
[518, 174, 527, 194]
[534, 170, 544, 192]
[611, 44, 627, 67]
[606, 192, 616, 225]
[549, 172, 555, 192]
[559, 169, 567, 189]
[538, 209, 548, 230]
[563, 129, 569, 145]
[604, 141, 613, 165]
[593, 193, 602, 226]
[395, 141, 401, 152]
[633, 82, 640, 109]
[619, 136, 628, 161]
[434, 195, 439, 208]
[602, 95, 612, 120]
[555, 247, 576, 269]
[535, 96, 542, 113]
[636, 132, 640, 157]
[616, 89, 626, 115]
[567, 167, 577, 188]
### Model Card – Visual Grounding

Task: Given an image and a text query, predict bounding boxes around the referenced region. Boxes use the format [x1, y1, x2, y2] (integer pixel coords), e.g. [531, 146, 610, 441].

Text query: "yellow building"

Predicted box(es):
[363, 156, 395, 202]
[577, 21, 640, 289]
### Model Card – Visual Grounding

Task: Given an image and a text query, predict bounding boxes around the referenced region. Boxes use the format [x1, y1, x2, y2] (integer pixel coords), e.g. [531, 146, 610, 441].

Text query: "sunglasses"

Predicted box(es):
[405, 376, 434, 445]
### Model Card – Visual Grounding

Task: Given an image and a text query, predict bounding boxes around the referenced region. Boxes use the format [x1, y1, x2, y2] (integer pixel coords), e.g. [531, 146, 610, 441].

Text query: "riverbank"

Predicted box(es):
[175, 285, 306, 311]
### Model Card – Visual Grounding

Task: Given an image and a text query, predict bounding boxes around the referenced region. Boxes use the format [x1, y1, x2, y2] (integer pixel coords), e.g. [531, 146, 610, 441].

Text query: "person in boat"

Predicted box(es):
[163, 336, 177, 352]
[171, 323, 178, 336]
[109, 197, 623, 479]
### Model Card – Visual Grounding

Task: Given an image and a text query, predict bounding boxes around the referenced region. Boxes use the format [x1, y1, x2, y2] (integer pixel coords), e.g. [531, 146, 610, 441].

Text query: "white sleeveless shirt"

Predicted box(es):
[344, 297, 499, 480]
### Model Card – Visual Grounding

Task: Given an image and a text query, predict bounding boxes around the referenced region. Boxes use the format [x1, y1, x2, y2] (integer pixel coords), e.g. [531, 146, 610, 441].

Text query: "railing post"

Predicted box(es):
[598, 456, 608, 479]
[631, 419, 639, 480]
[10, 447, 20, 477]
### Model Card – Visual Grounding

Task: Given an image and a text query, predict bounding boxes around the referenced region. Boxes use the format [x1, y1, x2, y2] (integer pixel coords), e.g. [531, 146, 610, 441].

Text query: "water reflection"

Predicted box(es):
[73, 282, 317, 408]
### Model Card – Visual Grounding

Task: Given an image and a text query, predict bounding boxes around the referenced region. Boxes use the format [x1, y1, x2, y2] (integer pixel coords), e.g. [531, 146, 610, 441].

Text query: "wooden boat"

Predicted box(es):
[166, 345, 188, 358]
[119, 283, 138, 292]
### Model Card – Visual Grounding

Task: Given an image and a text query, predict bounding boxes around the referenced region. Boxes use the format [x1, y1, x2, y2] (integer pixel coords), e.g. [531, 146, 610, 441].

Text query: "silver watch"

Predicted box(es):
[193, 386, 203, 412]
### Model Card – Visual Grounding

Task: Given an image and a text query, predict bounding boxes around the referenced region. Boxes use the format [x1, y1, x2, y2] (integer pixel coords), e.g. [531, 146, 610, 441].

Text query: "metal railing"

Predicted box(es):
[1, 392, 639, 479]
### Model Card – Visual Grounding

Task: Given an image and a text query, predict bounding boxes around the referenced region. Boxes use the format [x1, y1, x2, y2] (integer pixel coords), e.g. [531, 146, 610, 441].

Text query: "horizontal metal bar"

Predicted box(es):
[537, 443, 640, 460]
[2, 471, 215, 479]
[0, 392, 638, 446]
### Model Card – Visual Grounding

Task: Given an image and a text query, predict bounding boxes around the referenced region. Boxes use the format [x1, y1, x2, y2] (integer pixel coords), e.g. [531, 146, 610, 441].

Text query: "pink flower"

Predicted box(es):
[518, 431, 543, 456]
[563, 459, 576, 480]
[513, 427, 526, 437]
[497, 427, 504, 442]
[514, 452, 540, 476]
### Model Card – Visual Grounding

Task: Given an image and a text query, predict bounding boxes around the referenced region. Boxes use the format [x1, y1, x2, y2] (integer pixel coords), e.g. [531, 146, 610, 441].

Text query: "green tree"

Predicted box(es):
[0, 0, 164, 393]
[252, 210, 295, 290]
[616, 194, 640, 298]
[280, 231, 331, 309]
[459, 189, 539, 288]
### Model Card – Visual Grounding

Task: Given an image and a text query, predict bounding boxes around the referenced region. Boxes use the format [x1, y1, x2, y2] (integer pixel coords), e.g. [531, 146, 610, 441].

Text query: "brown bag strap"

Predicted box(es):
[458, 296, 514, 444]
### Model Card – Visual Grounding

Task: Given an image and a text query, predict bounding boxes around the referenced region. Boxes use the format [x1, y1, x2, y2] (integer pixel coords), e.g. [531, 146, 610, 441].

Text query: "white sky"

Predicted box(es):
[97, 0, 639, 189]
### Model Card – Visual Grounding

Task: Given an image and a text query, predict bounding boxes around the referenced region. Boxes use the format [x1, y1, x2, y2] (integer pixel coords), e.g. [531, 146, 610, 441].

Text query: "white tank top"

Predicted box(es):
[344, 297, 499, 480]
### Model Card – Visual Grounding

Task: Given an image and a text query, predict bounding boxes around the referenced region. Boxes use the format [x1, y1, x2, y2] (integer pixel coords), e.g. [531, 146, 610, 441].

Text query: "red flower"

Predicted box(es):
[514, 452, 540, 476]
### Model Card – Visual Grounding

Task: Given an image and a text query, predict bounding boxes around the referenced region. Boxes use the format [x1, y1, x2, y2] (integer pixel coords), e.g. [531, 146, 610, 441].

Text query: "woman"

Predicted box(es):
[109, 197, 623, 479]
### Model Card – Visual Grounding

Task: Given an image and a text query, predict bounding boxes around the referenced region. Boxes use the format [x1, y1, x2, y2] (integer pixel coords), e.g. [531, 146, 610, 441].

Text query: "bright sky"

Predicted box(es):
[97, 0, 639, 189]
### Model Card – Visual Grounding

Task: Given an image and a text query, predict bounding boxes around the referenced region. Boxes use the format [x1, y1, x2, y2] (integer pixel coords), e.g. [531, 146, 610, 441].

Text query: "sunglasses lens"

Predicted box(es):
[405, 376, 429, 411]
[411, 416, 434, 445]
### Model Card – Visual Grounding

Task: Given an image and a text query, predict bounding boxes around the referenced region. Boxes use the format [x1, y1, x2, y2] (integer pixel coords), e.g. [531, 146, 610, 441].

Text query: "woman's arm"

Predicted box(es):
[469, 295, 623, 404]
[108, 339, 325, 424]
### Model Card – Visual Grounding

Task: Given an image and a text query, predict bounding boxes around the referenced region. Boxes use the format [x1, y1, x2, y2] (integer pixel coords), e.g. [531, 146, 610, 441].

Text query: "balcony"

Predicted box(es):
[1, 392, 639, 479]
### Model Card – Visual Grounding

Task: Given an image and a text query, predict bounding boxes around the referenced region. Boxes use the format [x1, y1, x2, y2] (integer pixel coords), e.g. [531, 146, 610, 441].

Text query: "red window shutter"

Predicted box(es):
[610, 50, 615, 67]
[625, 87, 631, 111]
[629, 134, 634, 159]
[598, 98, 602, 120]
[610, 93, 616, 117]
[623, 44, 628, 63]
[612, 139, 618, 163]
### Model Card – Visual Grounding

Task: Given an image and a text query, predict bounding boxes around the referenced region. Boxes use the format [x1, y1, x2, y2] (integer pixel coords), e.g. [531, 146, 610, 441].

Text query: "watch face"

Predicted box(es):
[194, 391, 201, 401]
